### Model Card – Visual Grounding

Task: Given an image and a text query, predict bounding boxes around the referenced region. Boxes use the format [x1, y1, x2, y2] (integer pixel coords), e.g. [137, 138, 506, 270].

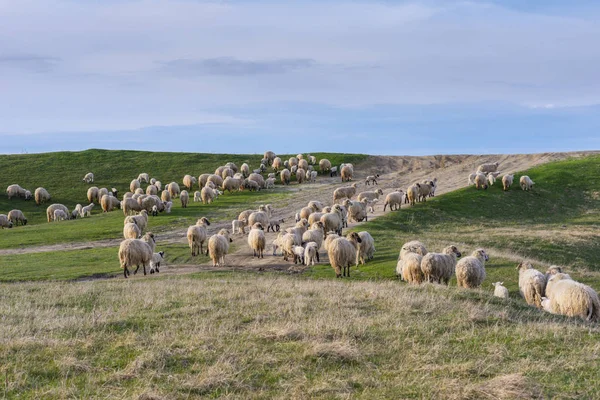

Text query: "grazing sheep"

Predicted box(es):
[264, 151, 276, 165]
[272, 157, 283, 172]
[280, 169, 291, 185]
[130, 179, 141, 193]
[146, 185, 158, 196]
[517, 261, 546, 308]
[421, 245, 462, 285]
[248, 173, 266, 189]
[150, 251, 165, 274]
[424, 178, 438, 197]
[193, 191, 202, 202]
[151, 205, 158, 217]
[398, 253, 424, 284]
[333, 183, 359, 204]
[180, 190, 189, 208]
[83, 172, 94, 183]
[308, 155, 317, 165]
[248, 223, 266, 258]
[187, 217, 211, 256]
[365, 174, 380, 185]
[248, 211, 269, 229]
[140, 196, 166, 214]
[54, 209, 69, 222]
[119, 232, 156, 278]
[455, 248, 488, 289]
[225, 162, 239, 173]
[298, 159, 309, 171]
[356, 231, 375, 266]
[474, 172, 488, 190]
[296, 168, 306, 184]
[122, 198, 143, 216]
[101, 194, 121, 212]
[286, 219, 309, 246]
[87, 186, 99, 204]
[320, 206, 344, 237]
[168, 182, 181, 198]
[98, 188, 109, 199]
[244, 179, 260, 191]
[221, 167, 234, 179]
[344, 199, 368, 223]
[417, 181, 435, 202]
[124, 210, 149, 234]
[520, 175, 535, 191]
[302, 221, 325, 251]
[34, 187, 51, 205]
[232, 219, 245, 235]
[492, 282, 509, 299]
[468, 173, 477, 186]
[357, 188, 383, 203]
[0, 214, 14, 229]
[46, 204, 69, 222]
[329, 166, 338, 177]
[502, 174, 514, 191]
[72, 204, 83, 219]
[240, 163, 250, 178]
[319, 159, 332, 174]
[80, 203, 95, 217]
[487, 171, 501, 186]
[328, 232, 362, 278]
[160, 190, 171, 202]
[6, 184, 28, 200]
[134, 188, 145, 195]
[7, 210, 27, 226]
[399, 240, 428, 261]
[383, 191, 404, 211]
[304, 242, 319, 266]
[323, 233, 340, 252]
[164, 201, 173, 213]
[200, 186, 220, 204]
[340, 164, 354, 182]
[544, 273, 600, 322]
[208, 229, 233, 266]
[477, 162, 499, 174]
[123, 222, 142, 239]
[265, 177, 276, 189]
[406, 183, 420, 206]
[137, 173, 149, 183]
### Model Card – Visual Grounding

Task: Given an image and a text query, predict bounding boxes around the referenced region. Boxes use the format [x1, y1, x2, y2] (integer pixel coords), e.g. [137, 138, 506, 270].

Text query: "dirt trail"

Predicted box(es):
[2, 151, 596, 268]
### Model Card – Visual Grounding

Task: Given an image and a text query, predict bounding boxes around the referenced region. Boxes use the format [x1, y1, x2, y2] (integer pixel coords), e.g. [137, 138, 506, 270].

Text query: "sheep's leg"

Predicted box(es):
[316, 252, 320, 262]
[134, 265, 140, 275]
[123, 266, 129, 278]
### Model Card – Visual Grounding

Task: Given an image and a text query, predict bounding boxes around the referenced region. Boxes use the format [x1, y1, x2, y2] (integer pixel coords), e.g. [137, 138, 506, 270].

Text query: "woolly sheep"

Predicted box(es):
[119, 232, 156, 278]
[421, 245, 462, 285]
[296, 168, 306, 184]
[137, 173, 149, 183]
[455, 248, 488, 289]
[423, 178, 438, 197]
[134, 188, 144, 195]
[155, 181, 162, 191]
[474, 172, 488, 190]
[289, 157, 299, 168]
[330, 166, 338, 177]
[161, 190, 171, 202]
[83, 172, 94, 183]
[150, 251, 165, 274]
[272, 157, 283, 172]
[225, 162, 238, 173]
[280, 169, 291, 185]
[356, 231, 375, 266]
[215, 166, 226, 176]
[520, 175, 535, 191]
[487, 172, 501, 186]
[238, 163, 250, 178]
[398, 253, 424, 284]
[383, 191, 404, 211]
[221, 176, 242, 192]
[34, 187, 51, 205]
[124, 210, 149, 233]
[302, 221, 325, 251]
[6, 184, 27, 200]
[187, 217, 211, 256]
[7, 209, 27, 226]
[130, 179, 141, 193]
[46, 204, 69, 222]
[399, 240, 428, 261]
[298, 159, 309, 171]
[180, 175, 195, 190]
[264, 151, 276, 165]
[168, 182, 181, 198]
[248, 223, 266, 258]
[320, 206, 344, 237]
[248, 211, 269, 228]
[477, 162, 499, 174]
[150, 178, 157, 185]
[516, 262, 547, 308]
[221, 167, 234, 179]
[265, 177, 276, 189]
[146, 184, 158, 196]
[468, 173, 477, 186]
[139, 196, 165, 214]
[101, 194, 121, 212]
[87, 186, 99, 204]
[502, 174, 514, 191]
[198, 174, 210, 188]
[406, 183, 420, 206]
[122, 198, 143, 215]
[357, 188, 383, 203]
[333, 183, 359, 204]
[0, 214, 13, 229]
[208, 229, 233, 266]
[72, 204, 83, 219]
[492, 282, 509, 300]
[323, 233, 340, 252]
[417, 181, 434, 202]
[365, 174, 379, 185]
[308, 155, 317, 165]
[340, 164, 354, 182]
[54, 209, 69, 222]
[328, 232, 362, 278]
[248, 173, 265, 189]
[123, 222, 142, 239]
[304, 242, 319, 266]
[292, 245, 305, 264]
[344, 199, 368, 223]
[545, 265, 563, 287]
[98, 187, 109, 199]
[319, 159, 331, 174]
[80, 203, 95, 218]
[180, 190, 189, 208]
[308, 170, 318, 183]
[244, 179, 260, 191]
[232, 219, 245, 235]
[207, 174, 224, 188]
[544, 273, 600, 322]
[307, 200, 324, 211]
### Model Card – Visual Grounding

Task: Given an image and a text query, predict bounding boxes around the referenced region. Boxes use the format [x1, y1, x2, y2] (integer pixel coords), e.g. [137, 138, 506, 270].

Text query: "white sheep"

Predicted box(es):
[544, 273, 600, 322]
[292, 245, 305, 264]
[180, 190, 189, 208]
[383, 191, 404, 212]
[46, 204, 69, 222]
[83, 172, 94, 183]
[208, 229, 233, 267]
[304, 242, 319, 266]
[319, 159, 332, 174]
[302, 221, 325, 251]
[7, 209, 27, 226]
[187, 217, 211, 256]
[244, 179, 260, 191]
[406, 183, 420, 206]
[183, 175, 197, 190]
[150, 251, 165, 274]
[487, 171, 501, 186]
[34, 187, 51, 205]
[502, 174, 514, 191]
[320, 205, 344, 237]
[344, 199, 368, 223]
[455, 248, 488, 289]
[520, 175, 535, 191]
[474, 172, 488, 190]
[248, 223, 266, 258]
[232, 219, 245, 235]
[119, 232, 156, 278]
[164, 201, 173, 213]
[87, 186, 99, 204]
[398, 253, 424, 284]
[477, 162, 499, 174]
[101, 194, 121, 212]
[6, 184, 27, 200]
[122, 198, 143, 216]
[123, 222, 142, 239]
[80, 203, 95, 218]
[333, 183, 359, 204]
[124, 210, 149, 233]
[421, 245, 462, 285]
[340, 164, 354, 182]
[161, 190, 171, 202]
[357, 188, 383, 203]
[53, 209, 68, 222]
[193, 191, 202, 202]
[0, 214, 14, 229]
[130, 179, 141, 193]
[146, 185, 158, 196]
[517, 261, 546, 308]
[328, 232, 362, 278]
[272, 157, 283, 172]
[248, 173, 265, 189]
[280, 169, 291, 185]
[72, 204, 83, 219]
[417, 181, 435, 202]
[365, 174, 379, 185]
[356, 231, 375, 266]
[265, 177, 276, 189]
[168, 182, 181, 198]
[468, 173, 477, 186]
[137, 173, 150, 183]
[492, 282, 509, 299]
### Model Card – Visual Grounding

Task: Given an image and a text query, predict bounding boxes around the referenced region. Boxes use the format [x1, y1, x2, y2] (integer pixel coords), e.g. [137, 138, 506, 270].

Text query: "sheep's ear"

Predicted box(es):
[499, 282, 503, 285]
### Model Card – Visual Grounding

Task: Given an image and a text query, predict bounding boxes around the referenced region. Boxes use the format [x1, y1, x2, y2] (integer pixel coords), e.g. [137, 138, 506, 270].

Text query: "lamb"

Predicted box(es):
[122, 198, 143, 215]
[520, 175, 535, 191]
[180, 190, 189, 208]
[244, 179, 260, 191]
[187, 217, 211, 256]
[83, 172, 94, 183]
[7, 209, 27, 226]
[101, 194, 121, 212]
[80, 203, 95, 217]
[516, 262, 547, 308]
[420, 245, 462, 285]
[248, 223, 266, 258]
[340, 164, 354, 182]
[54, 209, 69, 222]
[366, 199, 378, 213]
[492, 282, 509, 299]
[304, 242, 319, 266]
[193, 191, 202, 202]
[168, 182, 181, 198]
[72, 204, 83, 219]
[406, 183, 420, 206]
[292, 246, 305, 264]
[248, 173, 265, 189]
[329, 166, 338, 177]
[302, 221, 325, 251]
[123, 222, 142, 239]
[328, 232, 362, 278]
[267, 218, 285, 233]
[265, 177, 276, 189]
[365, 174, 380, 185]
[320, 205, 344, 237]
[344, 199, 368, 223]
[34, 187, 51, 205]
[119, 232, 156, 278]
[544, 273, 600, 322]
[130, 179, 141, 193]
[383, 191, 404, 211]
[232, 219, 245, 235]
[398, 253, 424, 284]
[137, 173, 150, 183]
[280, 169, 291, 185]
[0, 214, 13, 229]
[150, 251, 165, 274]
[124, 210, 149, 234]
[455, 248, 488, 289]
[46, 204, 69, 222]
[333, 183, 359, 204]
[356, 231, 375, 266]
[474, 172, 488, 190]
[319, 159, 331, 174]
[164, 201, 173, 213]
[487, 171, 501, 186]
[87, 186, 100, 203]
[502, 174, 514, 191]
[477, 162, 499, 174]
[208, 229, 233, 266]
[357, 188, 383, 202]
[6, 184, 27, 200]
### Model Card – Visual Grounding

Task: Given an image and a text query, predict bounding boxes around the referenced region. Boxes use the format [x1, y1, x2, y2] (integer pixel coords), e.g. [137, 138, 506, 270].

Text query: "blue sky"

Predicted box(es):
[1, 0, 599, 155]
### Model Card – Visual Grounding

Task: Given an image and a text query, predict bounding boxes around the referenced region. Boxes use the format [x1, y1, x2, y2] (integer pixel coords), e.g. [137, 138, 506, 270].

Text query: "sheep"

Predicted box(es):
[417, 181, 434, 202]
[151, 205, 158, 217]
[304, 242, 319, 266]
[167, 182, 180, 198]
[265, 177, 276, 189]
[150, 251, 165, 274]
[266, 218, 284, 233]
[87, 186, 99, 204]
[492, 282, 509, 300]
[320, 206, 344, 237]
[308, 155, 317, 165]
[179, 190, 189, 208]
[239, 163, 250, 178]
[80, 203, 95, 218]
[264, 151, 276, 165]
[502, 174, 514, 191]
[145, 185, 158, 196]
[344, 199, 368, 223]
[487, 171, 501, 186]
[365, 174, 379, 185]
[193, 191, 202, 202]
[323, 233, 340, 252]
[333, 183, 359, 204]
[292, 246, 305, 264]
[468, 173, 477, 186]
[319, 159, 331, 174]
[248, 223, 266, 258]
[328, 232, 362, 278]
[406, 183, 420, 206]
[0, 214, 13, 229]
[248, 211, 269, 229]
[307, 200, 324, 212]
[477, 162, 499, 174]
[208, 229, 233, 266]
[340, 164, 354, 182]
[383, 191, 404, 211]
[232, 219, 245, 235]
[187, 217, 211, 256]
[164, 201, 173, 213]
[7, 209, 27, 226]
[72, 204, 83, 219]
[200, 186, 218, 204]
[160, 189, 171, 202]
[6, 184, 27, 200]
[225, 162, 239, 173]
[420, 245, 462, 285]
[520, 175, 535, 191]
[198, 174, 211, 188]
[307, 170, 317, 183]
[278, 168, 290, 185]
[124, 210, 149, 234]
[299, 206, 314, 221]
[330, 166, 338, 177]
[137, 173, 149, 183]
[83, 172, 94, 183]
[34, 187, 51, 205]
[221, 167, 234, 179]
[424, 178, 438, 197]
[474, 172, 488, 190]
[244, 179, 260, 191]
[366, 199, 378, 213]
[122, 198, 143, 216]
[46, 204, 69, 222]
[357, 188, 383, 203]
[286, 219, 309, 245]
[98, 188, 109, 199]
[399, 240, 428, 261]
[296, 168, 306, 184]
[134, 188, 144, 195]
[545, 265, 563, 286]
[398, 253, 424, 284]
[516, 261, 547, 308]
[302, 221, 325, 251]
[123, 222, 142, 239]
[455, 248, 488, 289]
[130, 179, 141, 193]
[248, 173, 265, 189]
[154, 181, 162, 191]
[101, 194, 121, 212]
[544, 273, 600, 322]
[356, 231, 375, 266]
[54, 209, 69, 222]
[119, 232, 156, 278]
[272, 157, 283, 172]
[150, 178, 157, 185]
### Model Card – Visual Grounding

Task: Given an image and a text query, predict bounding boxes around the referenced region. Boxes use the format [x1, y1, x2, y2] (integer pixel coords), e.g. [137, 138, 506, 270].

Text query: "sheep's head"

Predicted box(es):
[516, 261, 533, 271]
[347, 232, 362, 243]
[444, 245, 461, 258]
[253, 223, 264, 230]
[548, 273, 572, 283]
[377, 188, 383, 195]
[492, 282, 504, 287]
[473, 249, 489, 262]
[145, 232, 156, 243]
[546, 266, 562, 275]
[23, 218, 27, 225]
[158, 251, 165, 259]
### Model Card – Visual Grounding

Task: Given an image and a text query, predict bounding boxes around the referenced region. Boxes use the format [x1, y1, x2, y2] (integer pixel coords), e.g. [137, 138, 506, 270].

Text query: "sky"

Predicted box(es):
[1, 0, 599, 155]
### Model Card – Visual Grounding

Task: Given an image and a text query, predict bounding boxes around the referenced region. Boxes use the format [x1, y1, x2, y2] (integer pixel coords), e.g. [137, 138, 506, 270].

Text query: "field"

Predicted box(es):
[1, 149, 600, 398]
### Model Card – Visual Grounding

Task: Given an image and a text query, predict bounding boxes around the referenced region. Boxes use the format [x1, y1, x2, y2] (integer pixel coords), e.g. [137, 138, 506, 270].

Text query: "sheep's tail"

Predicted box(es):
[588, 292, 600, 322]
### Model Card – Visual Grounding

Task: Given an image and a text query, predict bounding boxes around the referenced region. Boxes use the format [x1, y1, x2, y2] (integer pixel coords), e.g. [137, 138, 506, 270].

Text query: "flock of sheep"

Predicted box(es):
[467, 162, 535, 191]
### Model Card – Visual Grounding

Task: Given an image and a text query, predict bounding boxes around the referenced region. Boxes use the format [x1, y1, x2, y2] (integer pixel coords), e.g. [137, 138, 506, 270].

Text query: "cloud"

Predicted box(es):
[0, 54, 59, 73]
[159, 57, 317, 76]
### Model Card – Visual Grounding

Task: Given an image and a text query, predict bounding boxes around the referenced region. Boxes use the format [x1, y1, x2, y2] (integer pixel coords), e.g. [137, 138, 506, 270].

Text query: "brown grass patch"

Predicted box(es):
[307, 341, 360, 362]
[464, 373, 543, 399]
